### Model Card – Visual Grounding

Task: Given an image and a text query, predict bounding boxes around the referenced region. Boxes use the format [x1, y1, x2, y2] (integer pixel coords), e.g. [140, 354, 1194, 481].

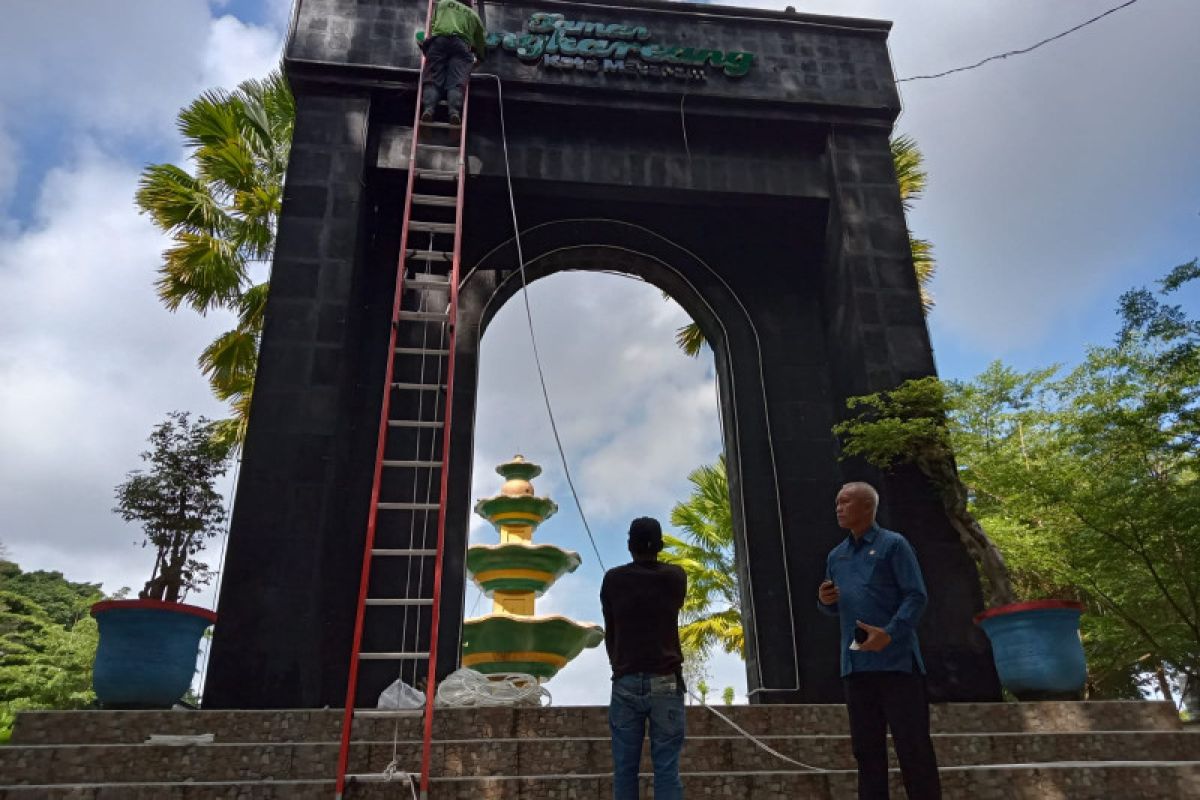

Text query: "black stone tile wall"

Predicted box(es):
[206, 90, 376, 709]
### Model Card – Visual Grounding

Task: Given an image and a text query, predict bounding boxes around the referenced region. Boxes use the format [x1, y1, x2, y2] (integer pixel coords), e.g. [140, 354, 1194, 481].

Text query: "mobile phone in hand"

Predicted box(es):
[849, 626, 868, 651]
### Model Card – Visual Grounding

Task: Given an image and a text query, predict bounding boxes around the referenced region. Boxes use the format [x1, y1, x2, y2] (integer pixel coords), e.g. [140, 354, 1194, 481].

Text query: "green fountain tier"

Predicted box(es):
[465, 543, 581, 595]
[461, 614, 605, 680]
[472, 494, 559, 534]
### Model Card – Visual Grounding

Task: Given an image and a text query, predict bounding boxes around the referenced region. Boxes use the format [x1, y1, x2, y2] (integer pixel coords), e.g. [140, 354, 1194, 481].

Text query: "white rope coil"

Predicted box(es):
[436, 668, 551, 707]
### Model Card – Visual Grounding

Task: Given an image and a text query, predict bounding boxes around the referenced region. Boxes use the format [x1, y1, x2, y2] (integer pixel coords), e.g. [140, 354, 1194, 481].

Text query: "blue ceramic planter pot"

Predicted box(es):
[91, 599, 217, 709]
[975, 600, 1086, 701]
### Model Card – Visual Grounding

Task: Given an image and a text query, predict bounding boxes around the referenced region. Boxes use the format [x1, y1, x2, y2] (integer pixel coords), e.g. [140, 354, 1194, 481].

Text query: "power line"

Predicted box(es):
[896, 0, 1141, 83]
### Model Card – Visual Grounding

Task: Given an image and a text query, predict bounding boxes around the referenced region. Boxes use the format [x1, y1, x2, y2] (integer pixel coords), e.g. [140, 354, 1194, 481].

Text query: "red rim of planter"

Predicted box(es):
[91, 598, 217, 623]
[974, 599, 1084, 624]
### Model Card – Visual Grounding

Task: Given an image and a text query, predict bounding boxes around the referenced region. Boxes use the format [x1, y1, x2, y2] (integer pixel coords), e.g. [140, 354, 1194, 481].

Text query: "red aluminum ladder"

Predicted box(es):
[334, 6, 469, 796]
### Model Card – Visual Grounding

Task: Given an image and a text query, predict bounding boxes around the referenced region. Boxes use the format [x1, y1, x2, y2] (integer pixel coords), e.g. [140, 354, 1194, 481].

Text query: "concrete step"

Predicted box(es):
[4, 731, 1199, 784]
[3, 763, 1199, 800]
[9, 701, 1183, 746]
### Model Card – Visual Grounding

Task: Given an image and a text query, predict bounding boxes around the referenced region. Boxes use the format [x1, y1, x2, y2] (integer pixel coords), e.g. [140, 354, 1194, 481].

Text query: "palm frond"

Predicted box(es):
[675, 321, 708, 358]
[891, 134, 927, 211]
[178, 90, 241, 150]
[155, 233, 247, 314]
[237, 281, 271, 332]
[910, 233, 936, 312]
[199, 329, 259, 396]
[135, 164, 233, 235]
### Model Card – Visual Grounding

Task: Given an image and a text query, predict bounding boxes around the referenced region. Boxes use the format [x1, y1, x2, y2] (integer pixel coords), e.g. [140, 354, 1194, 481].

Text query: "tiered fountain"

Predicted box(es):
[461, 455, 604, 680]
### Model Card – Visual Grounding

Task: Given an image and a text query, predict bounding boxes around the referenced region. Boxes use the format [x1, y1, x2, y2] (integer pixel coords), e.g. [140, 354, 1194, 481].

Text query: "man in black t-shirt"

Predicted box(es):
[600, 517, 687, 800]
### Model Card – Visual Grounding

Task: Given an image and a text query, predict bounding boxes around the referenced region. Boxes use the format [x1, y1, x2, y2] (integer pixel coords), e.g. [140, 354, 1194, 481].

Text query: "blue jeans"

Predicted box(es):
[609, 673, 686, 800]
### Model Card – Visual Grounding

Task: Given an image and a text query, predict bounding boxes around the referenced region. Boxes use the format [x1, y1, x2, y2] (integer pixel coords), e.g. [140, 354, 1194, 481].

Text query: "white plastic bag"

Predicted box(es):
[376, 678, 425, 709]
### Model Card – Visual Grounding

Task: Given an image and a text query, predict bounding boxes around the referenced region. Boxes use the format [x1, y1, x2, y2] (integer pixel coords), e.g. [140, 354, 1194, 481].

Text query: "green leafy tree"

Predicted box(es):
[836, 261, 1200, 699]
[136, 71, 294, 449]
[661, 456, 744, 657]
[114, 412, 231, 603]
[0, 561, 102, 627]
[0, 559, 104, 741]
[722, 685, 735, 705]
[672, 134, 936, 356]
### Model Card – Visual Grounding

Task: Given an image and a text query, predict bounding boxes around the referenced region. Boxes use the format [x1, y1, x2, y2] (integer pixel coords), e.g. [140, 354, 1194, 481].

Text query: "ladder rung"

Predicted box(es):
[371, 549, 438, 557]
[359, 652, 430, 660]
[387, 420, 444, 428]
[377, 502, 440, 511]
[412, 194, 457, 207]
[382, 459, 444, 468]
[409, 220, 457, 234]
[365, 598, 435, 606]
[393, 347, 449, 356]
[418, 120, 461, 131]
[397, 310, 448, 322]
[392, 382, 445, 391]
[344, 773, 405, 784]
[405, 273, 449, 286]
[415, 168, 457, 181]
[407, 250, 452, 262]
[417, 143, 459, 154]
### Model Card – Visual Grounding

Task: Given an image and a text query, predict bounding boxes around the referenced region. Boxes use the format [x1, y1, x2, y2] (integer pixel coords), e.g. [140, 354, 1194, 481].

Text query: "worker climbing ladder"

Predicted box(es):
[333, 5, 470, 796]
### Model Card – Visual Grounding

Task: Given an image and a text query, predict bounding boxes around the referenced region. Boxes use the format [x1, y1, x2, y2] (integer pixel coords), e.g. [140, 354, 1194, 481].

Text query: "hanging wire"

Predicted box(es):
[897, 0, 1141, 83]
[478, 73, 606, 573]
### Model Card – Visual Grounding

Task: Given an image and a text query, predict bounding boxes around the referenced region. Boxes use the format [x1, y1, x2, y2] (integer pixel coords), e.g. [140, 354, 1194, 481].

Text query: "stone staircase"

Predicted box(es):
[3, 702, 1198, 798]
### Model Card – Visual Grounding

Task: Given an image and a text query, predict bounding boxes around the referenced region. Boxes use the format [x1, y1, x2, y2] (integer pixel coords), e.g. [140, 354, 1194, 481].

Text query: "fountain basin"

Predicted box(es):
[461, 614, 604, 680]
[466, 542, 582, 595]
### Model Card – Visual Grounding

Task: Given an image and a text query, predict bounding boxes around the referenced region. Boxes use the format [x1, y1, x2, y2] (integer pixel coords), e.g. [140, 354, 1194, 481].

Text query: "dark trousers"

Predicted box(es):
[421, 34, 473, 117]
[843, 671, 942, 800]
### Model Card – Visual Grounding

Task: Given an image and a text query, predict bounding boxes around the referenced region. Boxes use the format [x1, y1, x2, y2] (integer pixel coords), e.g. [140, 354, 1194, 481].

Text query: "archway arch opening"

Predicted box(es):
[464, 266, 749, 704]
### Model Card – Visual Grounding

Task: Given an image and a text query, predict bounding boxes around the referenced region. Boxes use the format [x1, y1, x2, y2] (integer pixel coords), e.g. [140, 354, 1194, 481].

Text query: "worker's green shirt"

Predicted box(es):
[429, 0, 487, 59]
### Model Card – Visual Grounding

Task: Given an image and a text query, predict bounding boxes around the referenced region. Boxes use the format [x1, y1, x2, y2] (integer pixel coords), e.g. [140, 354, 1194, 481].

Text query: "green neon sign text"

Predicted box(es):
[485, 13, 755, 79]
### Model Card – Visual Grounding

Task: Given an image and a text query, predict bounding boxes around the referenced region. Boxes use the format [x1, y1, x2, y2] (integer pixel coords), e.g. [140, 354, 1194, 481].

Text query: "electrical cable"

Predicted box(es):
[897, 0, 1141, 83]
[476, 72, 607, 573]
[688, 691, 825, 772]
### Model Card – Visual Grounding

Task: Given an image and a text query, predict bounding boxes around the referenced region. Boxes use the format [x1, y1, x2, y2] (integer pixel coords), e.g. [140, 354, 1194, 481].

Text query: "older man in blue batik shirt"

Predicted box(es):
[818, 482, 942, 800]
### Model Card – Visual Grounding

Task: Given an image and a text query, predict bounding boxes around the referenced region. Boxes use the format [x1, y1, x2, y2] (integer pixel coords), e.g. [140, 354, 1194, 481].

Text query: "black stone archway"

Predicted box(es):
[205, 0, 1001, 708]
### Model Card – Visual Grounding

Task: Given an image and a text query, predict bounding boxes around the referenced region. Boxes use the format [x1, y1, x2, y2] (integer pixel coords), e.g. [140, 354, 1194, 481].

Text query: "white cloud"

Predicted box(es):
[0, 1, 286, 598]
[720, 0, 1200, 357]
[0, 146, 232, 593]
[202, 14, 285, 92]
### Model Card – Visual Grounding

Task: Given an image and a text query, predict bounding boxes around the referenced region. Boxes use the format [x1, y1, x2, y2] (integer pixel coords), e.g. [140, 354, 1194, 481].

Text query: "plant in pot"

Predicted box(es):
[833, 376, 1086, 701]
[91, 411, 230, 708]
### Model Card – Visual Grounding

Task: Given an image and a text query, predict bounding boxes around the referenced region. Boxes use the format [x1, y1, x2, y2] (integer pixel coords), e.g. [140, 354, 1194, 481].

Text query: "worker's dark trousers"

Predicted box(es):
[421, 35, 473, 118]
[843, 670, 943, 799]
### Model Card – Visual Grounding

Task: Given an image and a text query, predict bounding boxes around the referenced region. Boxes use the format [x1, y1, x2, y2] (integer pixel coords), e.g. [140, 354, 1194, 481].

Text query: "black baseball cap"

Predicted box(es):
[628, 517, 663, 551]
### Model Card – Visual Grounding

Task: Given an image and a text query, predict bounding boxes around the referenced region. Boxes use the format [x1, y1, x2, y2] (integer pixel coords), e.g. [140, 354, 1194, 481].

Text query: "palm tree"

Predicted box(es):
[672, 134, 936, 357]
[661, 456, 744, 657]
[136, 70, 294, 449]
[891, 134, 936, 312]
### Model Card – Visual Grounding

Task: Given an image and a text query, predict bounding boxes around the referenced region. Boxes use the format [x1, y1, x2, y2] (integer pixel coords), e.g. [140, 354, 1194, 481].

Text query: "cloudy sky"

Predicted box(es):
[1, 0, 1197, 706]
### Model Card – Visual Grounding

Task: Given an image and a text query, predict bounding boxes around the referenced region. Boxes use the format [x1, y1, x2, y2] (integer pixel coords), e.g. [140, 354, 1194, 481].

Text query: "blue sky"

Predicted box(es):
[1, 0, 1197, 706]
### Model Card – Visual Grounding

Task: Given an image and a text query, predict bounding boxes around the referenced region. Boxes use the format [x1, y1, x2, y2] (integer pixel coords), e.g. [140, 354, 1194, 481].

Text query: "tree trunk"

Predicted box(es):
[920, 454, 1018, 608]
[1156, 661, 1175, 707]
